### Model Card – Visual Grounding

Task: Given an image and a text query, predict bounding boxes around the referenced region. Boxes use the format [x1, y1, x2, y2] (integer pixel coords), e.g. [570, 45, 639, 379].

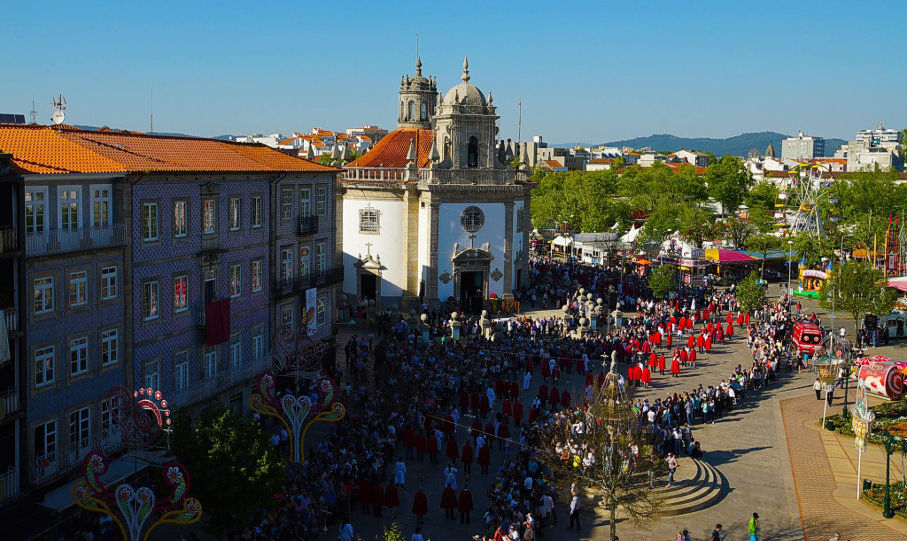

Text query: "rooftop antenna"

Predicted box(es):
[29, 99, 37, 124]
[518, 98, 522, 144]
[150, 86, 154, 133]
[51, 94, 66, 125]
[416, 31, 419, 60]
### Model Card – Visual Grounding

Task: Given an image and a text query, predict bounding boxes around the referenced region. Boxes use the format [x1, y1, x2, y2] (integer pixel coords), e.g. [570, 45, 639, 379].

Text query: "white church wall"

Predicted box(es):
[436, 202, 506, 300]
[341, 197, 407, 300]
[513, 200, 524, 290]
[418, 203, 429, 298]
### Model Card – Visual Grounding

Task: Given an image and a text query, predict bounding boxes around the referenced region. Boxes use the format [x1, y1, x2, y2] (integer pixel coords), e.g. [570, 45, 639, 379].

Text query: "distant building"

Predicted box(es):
[765, 143, 775, 158]
[837, 125, 904, 172]
[346, 125, 388, 144]
[586, 158, 617, 171]
[856, 125, 902, 150]
[541, 159, 568, 172]
[233, 133, 285, 147]
[781, 131, 825, 160]
[673, 149, 710, 167]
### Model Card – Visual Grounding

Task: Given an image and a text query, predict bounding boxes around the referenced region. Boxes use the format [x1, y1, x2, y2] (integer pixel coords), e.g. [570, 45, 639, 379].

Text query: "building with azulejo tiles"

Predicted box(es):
[0, 123, 340, 530]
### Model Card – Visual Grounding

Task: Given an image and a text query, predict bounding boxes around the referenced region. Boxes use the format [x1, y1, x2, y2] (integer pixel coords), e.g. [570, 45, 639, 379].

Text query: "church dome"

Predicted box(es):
[443, 55, 487, 106]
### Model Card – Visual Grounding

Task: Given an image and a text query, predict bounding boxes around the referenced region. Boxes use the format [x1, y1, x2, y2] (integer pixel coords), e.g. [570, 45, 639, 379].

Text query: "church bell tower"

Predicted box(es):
[398, 57, 438, 129]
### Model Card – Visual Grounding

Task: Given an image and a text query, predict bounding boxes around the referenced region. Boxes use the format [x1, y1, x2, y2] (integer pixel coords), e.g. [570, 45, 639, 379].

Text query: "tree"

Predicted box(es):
[172, 407, 287, 535]
[705, 155, 751, 215]
[648, 265, 676, 299]
[745, 233, 780, 278]
[744, 181, 779, 211]
[736, 271, 766, 315]
[537, 369, 662, 541]
[677, 206, 716, 248]
[722, 208, 773, 249]
[820, 259, 899, 330]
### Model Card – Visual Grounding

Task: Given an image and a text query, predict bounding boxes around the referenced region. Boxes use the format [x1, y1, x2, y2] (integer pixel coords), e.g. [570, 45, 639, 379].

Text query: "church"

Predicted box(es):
[339, 56, 532, 312]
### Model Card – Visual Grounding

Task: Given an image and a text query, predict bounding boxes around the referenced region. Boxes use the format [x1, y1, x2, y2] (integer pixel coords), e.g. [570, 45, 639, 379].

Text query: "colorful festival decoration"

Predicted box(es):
[885, 215, 900, 277]
[248, 372, 345, 462]
[106, 386, 172, 450]
[858, 360, 905, 400]
[72, 451, 201, 541]
[850, 379, 876, 501]
[274, 321, 330, 373]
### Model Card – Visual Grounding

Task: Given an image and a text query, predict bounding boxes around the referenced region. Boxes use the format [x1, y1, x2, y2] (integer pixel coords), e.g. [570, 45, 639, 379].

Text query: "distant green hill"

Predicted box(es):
[597, 132, 845, 157]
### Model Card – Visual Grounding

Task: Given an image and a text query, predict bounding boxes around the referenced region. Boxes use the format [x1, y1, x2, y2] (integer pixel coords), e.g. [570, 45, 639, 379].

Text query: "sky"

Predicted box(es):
[4, 1, 905, 143]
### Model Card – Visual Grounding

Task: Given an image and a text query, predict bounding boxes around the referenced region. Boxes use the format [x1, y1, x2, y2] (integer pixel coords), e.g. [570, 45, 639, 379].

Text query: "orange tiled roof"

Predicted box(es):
[543, 160, 565, 169]
[345, 128, 434, 169]
[0, 124, 335, 174]
[588, 158, 616, 164]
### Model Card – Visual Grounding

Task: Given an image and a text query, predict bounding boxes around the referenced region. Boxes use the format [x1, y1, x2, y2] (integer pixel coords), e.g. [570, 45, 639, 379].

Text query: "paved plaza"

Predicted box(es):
[325, 286, 907, 541]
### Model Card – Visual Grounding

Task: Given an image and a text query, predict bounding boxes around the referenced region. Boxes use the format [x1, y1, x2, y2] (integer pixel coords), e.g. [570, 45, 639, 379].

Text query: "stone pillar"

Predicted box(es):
[428, 199, 441, 307]
[503, 201, 514, 300]
[401, 187, 420, 310]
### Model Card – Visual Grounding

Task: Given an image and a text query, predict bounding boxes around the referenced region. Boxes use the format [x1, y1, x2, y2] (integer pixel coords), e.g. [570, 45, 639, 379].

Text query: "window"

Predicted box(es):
[316, 243, 326, 272]
[229, 197, 241, 230]
[408, 100, 415, 120]
[298, 188, 311, 217]
[143, 360, 160, 390]
[280, 248, 293, 281]
[204, 348, 217, 379]
[59, 186, 81, 231]
[142, 202, 159, 241]
[101, 329, 119, 367]
[230, 333, 242, 368]
[69, 271, 88, 307]
[229, 264, 241, 298]
[280, 306, 293, 327]
[359, 208, 379, 233]
[251, 196, 262, 228]
[174, 351, 189, 391]
[174, 275, 188, 312]
[299, 247, 310, 278]
[251, 260, 262, 292]
[90, 185, 111, 228]
[252, 324, 264, 361]
[420, 101, 427, 121]
[69, 407, 91, 451]
[203, 198, 216, 234]
[142, 281, 159, 320]
[516, 208, 524, 233]
[70, 337, 89, 377]
[34, 276, 54, 314]
[25, 188, 47, 234]
[35, 420, 56, 462]
[101, 398, 119, 431]
[281, 187, 293, 220]
[315, 187, 327, 215]
[317, 297, 326, 326]
[35, 346, 55, 387]
[173, 200, 188, 238]
[100, 266, 118, 300]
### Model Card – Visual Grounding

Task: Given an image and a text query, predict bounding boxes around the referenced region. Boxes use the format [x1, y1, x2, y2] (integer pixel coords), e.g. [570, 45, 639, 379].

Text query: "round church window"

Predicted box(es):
[461, 206, 485, 233]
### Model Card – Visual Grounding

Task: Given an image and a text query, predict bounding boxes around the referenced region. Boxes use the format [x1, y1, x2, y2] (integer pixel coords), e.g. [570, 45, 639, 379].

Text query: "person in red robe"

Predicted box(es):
[443, 414, 455, 435]
[542, 361, 551, 381]
[549, 387, 560, 408]
[744, 312, 751, 325]
[641, 340, 651, 354]
[512, 401, 523, 426]
[470, 391, 480, 415]
[385, 483, 400, 518]
[679, 316, 687, 331]
[649, 352, 657, 369]
[585, 372, 594, 387]
[726, 322, 734, 337]
[403, 426, 416, 460]
[459, 389, 469, 412]
[495, 378, 504, 397]
[726, 312, 733, 325]
[737, 313, 745, 326]
[372, 482, 384, 517]
[666, 332, 673, 348]
[641, 366, 651, 387]
[415, 431, 427, 462]
[427, 434, 439, 463]
[716, 326, 724, 342]
[412, 487, 428, 525]
[528, 405, 537, 424]
[538, 384, 548, 406]
[680, 348, 689, 366]
[696, 333, 705, 353]
[461, 441, 473, 474]
[502, 398, 512, 419]
[477, 444, 491, 474]
[510, 380, 519, 399]
[671, 356, 680, 378]
[441, 484, 457, 520]
[689, 348, 697, 367]
[496, 422, 510, 450]
[480, 394, 490, 418]
[705, 336, 712, 353]
[576, 356, 585, 374]
[458, 485, 474, 524]
[561, 390, 571, 409]
[658, 354, 666, 375]
[686, 334, 695, 349]
[446, 437, 460, 462]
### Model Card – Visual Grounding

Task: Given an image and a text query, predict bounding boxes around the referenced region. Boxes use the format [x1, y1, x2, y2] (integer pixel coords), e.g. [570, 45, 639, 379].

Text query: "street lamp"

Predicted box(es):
[787, 240, 794, 309]
[878, 429, 907, 518]
[814, 356, 843, 429]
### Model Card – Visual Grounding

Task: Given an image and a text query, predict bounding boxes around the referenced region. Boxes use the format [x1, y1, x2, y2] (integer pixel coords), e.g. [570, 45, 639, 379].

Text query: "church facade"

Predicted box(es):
[339, 56, 531, 311]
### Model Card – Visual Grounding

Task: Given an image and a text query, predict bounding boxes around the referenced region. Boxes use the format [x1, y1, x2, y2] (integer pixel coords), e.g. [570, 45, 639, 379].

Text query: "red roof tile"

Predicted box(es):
[345, 128, 434, 169]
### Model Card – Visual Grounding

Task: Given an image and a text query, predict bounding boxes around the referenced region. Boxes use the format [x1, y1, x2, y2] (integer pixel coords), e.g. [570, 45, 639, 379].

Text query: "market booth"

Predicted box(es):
[703, 249, 758, 283]
[856, 355, 906, 400]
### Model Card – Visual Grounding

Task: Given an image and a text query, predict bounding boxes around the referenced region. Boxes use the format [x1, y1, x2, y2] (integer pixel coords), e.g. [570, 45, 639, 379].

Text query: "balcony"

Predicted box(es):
[30, 428, 124, 485]
[26, 223, 126, 257]
[168, 352, 272, 411]
[0, 466, 19, 504]
[298, 215, 318, 236]
[0, 387, 19, 419]
[0, 226, 18, 254]
[274, 266, 343, 298]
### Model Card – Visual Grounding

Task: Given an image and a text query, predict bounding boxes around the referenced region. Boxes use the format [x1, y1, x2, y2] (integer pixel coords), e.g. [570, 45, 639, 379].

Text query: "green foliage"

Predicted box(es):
[705, 155, 751, 215]
[736, 271, 766, 315]
[383, 522, 405, 541]
[745, 233, 781, 277]
[648, 265, 676, 299]
[529, 170, 629, 232]
[820, 259, 898, 328]
[790, 232, 834, 266]
[744, 182, 779, 210]
[171, 407, 287, 535]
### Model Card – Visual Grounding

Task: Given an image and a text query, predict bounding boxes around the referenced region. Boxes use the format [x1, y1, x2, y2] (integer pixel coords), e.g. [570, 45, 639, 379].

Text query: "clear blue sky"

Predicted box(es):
[5, 1, 905, 143]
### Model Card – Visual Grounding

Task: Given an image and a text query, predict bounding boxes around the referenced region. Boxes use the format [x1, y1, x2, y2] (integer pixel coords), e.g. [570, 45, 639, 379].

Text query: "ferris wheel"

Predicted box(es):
[777, 166, 838, 238]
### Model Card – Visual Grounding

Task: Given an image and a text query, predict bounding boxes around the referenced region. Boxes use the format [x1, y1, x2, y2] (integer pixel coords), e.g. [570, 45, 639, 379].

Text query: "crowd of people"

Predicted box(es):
[219, 255, 818, 541]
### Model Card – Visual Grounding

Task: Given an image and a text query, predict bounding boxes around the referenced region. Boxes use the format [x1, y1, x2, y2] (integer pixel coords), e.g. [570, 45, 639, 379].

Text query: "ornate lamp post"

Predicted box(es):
[787, 240, 794, 308]
[814, 356, 843, 429]
[850, 378, 874, 500]
[840, 359, 855, 420]
[249, 372, 345, 463]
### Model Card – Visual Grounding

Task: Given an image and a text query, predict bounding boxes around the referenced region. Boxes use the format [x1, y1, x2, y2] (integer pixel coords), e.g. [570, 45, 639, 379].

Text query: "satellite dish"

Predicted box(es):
[50, 94, 67, 125]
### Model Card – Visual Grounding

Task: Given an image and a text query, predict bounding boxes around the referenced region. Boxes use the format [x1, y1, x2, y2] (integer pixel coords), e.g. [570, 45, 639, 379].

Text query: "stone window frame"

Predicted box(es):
[358, 206, 380, 234]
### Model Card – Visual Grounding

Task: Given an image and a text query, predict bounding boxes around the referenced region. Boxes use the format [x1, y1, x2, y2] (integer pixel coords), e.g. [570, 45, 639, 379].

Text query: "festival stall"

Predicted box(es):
[855, 355, 906, 400]
[795, 266, 830, 299]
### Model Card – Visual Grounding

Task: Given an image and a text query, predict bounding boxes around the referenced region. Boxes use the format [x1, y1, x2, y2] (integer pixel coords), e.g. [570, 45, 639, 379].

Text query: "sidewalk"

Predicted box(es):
[781, 394, 907, 540]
